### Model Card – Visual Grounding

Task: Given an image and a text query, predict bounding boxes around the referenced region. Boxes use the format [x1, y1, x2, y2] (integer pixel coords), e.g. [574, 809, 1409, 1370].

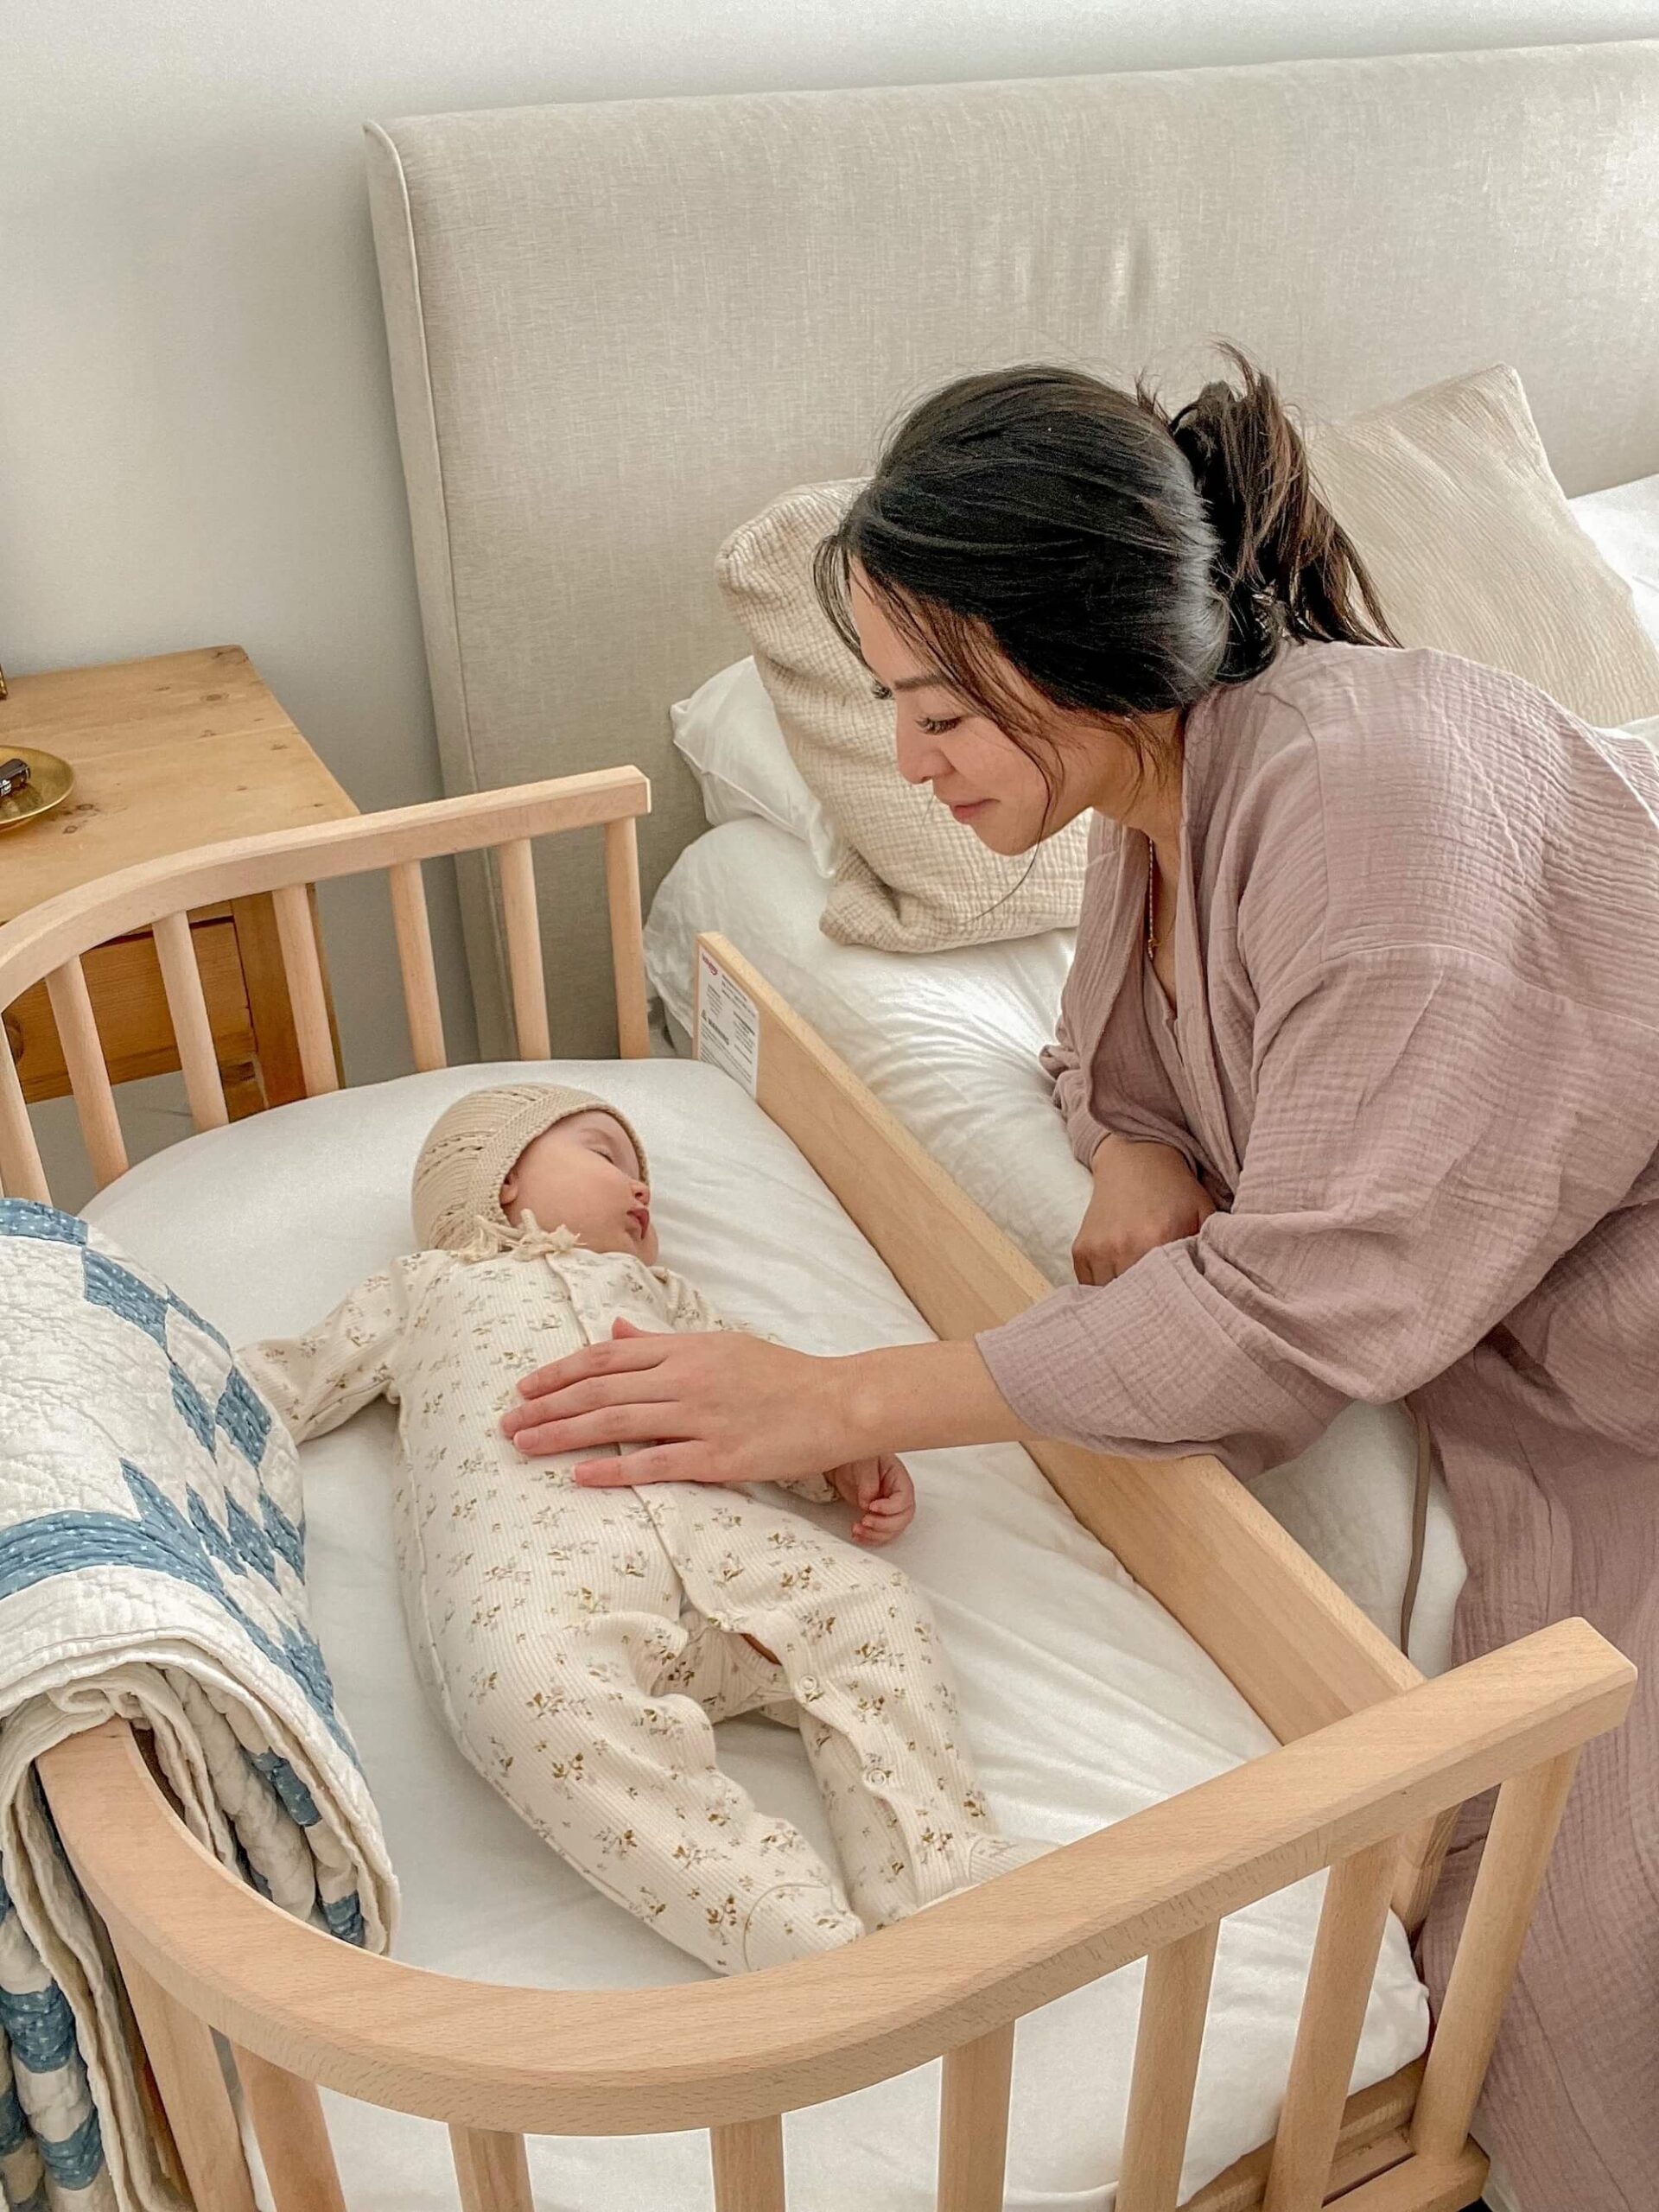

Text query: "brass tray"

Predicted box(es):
[0, 750, 76, 832]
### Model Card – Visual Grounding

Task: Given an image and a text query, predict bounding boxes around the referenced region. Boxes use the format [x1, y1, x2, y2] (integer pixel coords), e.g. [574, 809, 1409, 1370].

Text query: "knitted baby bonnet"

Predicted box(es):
[410, 1083, 650, 1257]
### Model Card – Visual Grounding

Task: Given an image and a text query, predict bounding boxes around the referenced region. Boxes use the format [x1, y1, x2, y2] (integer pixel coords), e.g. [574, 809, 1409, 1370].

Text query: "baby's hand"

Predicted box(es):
[829, 1453, 916, 1546]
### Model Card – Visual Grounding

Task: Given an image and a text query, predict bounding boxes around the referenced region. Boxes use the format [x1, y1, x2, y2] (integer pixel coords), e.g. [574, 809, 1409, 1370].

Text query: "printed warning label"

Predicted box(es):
[695, 944, 760, 1096]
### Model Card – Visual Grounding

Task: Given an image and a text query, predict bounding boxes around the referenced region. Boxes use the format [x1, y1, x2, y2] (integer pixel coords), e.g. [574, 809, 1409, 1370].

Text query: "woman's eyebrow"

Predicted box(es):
[887, 671, 956, 694]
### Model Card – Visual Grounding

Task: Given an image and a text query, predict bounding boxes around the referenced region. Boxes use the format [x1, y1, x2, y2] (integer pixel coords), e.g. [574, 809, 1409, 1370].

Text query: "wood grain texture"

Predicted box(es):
[1117, 1922, 1219, 2211]
[231, 889, 342, 1107]
[44, 956, 127, 1184]
[1184, 2063, 1422, 2211]
[6, 918, 257, 1105]
[0, 770, 652, 1212]
[1324, 2145, 1489, 2210]
[605, 816, 651, 1058]
[388, 858, 447, 1071]
[1262, 1840, 1397, 2212]
[498, 837, 550, 1058]
[0, 1020, 48, 1199]
[1, 648, 353, 1122]
[37, 1621, 1631, 2137]
[0, 766, 649, 1018]
[936, 2021, 1015, 2212]
[270, 882, 340, 1097]
[233, 2044, 348, 2212]
[711, 2116, 786, 2211]
[1410, 1750, 1581, 2162]
[452, 2125, 534, 2212]
[117, 1949, 257, 2212]
[152, 908, 230, 1131]
[0, 647, 353, 925]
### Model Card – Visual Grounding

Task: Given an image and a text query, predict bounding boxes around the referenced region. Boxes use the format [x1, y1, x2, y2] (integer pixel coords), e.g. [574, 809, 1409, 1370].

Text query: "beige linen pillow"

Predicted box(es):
[718, 477, 1090, 953]
[719, 365, 1659, 954]
[1303, 365, 1659, 728]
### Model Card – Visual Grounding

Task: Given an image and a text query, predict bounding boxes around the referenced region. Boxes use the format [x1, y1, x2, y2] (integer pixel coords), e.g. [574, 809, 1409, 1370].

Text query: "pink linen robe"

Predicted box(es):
[977, 641, 1659, 2210]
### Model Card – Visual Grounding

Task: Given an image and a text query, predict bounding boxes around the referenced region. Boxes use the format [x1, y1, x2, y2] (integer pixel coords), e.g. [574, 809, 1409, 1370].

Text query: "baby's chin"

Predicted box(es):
[598, 1217, 659, 1264]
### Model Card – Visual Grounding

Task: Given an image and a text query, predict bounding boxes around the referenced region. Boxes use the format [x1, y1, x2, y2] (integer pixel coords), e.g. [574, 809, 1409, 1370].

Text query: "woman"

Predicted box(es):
[505, 349, 1659, 2207]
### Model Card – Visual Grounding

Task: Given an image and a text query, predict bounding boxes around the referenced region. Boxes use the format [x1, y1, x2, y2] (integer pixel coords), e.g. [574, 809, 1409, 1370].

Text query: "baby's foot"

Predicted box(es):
[966, 1834, 1054, 1883]
[740, 1879, 864, 1972]
[898, 1836, 1056, 1923]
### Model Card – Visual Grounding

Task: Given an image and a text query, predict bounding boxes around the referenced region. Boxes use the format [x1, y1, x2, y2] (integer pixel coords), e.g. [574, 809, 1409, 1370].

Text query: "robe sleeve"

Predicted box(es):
[980, 942, 1659, 1477]
[238, 1254, 441, 1445]
[654, 1265, 837, 1503]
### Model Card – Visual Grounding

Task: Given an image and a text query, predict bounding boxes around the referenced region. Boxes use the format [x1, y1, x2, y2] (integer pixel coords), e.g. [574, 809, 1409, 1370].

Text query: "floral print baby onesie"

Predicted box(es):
[242, 1229, 1019, 1973]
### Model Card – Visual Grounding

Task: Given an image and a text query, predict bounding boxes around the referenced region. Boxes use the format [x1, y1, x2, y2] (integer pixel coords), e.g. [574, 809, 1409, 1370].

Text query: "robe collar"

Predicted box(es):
[1086, 679, 1245, 1197]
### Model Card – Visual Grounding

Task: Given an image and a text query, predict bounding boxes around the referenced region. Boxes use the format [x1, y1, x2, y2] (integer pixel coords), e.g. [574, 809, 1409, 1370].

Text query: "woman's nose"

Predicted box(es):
[893, 720, 944, 786]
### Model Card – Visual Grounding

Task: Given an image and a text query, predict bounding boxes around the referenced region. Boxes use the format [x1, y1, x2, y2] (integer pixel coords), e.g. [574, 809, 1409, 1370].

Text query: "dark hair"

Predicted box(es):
[813, 344, 1398, 788]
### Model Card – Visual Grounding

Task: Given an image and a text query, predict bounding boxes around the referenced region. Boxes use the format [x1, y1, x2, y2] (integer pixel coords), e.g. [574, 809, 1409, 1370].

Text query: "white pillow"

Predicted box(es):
[1568, 473, 1659, 655]
[671, 656, 845, 879]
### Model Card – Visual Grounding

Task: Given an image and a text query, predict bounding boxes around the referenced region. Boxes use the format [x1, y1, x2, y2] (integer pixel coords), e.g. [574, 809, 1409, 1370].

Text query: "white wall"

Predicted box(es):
[8, 0, 1658, 1196]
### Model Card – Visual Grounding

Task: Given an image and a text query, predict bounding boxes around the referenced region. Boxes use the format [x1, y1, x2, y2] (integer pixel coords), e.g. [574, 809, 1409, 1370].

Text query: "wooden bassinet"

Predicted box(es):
[0, 770, 1632, 2212]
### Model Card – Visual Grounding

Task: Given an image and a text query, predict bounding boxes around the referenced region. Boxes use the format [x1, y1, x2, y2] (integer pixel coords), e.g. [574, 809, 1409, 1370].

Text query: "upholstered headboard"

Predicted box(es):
[365, 38, 1659, 1055]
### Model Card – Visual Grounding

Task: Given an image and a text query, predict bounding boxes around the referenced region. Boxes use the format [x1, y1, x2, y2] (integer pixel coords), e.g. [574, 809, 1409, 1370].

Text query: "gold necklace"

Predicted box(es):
[1146, 839, 1159, 958]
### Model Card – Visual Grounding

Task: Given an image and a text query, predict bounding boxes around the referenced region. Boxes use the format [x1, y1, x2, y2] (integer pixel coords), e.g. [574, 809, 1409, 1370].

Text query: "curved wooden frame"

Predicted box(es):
[0, 775, 1635, 2212]
[42, 1629, 1627, 2138]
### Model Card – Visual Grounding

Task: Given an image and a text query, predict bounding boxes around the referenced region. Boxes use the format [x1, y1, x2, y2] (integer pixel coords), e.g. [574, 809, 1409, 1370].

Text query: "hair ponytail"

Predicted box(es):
[1137, 343, 1397, 682]
[815, 345, 1400, 776]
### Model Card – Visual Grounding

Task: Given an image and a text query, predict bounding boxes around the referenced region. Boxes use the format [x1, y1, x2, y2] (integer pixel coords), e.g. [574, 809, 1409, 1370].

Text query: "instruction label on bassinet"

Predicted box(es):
[695, 946, 760, 1096]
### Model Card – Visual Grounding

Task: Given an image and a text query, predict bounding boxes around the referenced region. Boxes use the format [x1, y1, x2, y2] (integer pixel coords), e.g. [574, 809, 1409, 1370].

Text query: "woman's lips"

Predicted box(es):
[946, 797, 989, 822]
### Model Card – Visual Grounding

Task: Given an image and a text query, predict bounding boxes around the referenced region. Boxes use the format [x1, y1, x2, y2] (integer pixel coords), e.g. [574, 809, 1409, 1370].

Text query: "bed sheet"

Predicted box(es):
[84, 1058, 1427, 2210]
[645, 823, 1467, 1674]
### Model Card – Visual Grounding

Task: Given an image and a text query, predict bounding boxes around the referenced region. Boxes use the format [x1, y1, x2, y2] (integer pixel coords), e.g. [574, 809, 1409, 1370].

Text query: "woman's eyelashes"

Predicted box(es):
[868, 682, 962, 735]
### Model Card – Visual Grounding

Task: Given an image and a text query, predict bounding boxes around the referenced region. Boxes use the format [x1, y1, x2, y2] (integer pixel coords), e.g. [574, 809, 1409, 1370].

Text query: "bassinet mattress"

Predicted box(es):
[84, 1059, 1428, 2209]
[644, 821, 1468, 1675]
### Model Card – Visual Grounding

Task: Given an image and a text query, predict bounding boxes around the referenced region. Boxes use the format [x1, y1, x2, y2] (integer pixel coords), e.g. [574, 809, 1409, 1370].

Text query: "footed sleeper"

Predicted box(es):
[243, 1231, 1019, 1973]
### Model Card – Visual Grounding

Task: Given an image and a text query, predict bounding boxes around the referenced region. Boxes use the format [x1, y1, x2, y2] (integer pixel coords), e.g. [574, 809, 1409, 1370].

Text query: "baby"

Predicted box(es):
[241, 1083, 1034, 1974]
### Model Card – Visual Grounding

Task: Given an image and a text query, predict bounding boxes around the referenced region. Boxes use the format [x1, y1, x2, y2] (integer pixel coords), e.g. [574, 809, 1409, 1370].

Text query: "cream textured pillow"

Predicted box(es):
[718, 478, 1090, 953]
[1303, 365, 1659, 728]
[719, 365, 1659, 953]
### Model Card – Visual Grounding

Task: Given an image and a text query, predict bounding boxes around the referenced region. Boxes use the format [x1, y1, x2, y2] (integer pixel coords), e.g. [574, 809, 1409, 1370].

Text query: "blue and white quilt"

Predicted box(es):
[0, 1201, 396, 2212]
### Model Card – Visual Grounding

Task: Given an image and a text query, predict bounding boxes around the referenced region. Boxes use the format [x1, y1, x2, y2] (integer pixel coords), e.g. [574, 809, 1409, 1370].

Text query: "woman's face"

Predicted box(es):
[849, 562, 1154, 853]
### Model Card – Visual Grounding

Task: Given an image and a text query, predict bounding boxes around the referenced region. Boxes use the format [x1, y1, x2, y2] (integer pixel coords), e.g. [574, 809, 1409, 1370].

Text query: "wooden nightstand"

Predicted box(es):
[0, 647, 356, 1116]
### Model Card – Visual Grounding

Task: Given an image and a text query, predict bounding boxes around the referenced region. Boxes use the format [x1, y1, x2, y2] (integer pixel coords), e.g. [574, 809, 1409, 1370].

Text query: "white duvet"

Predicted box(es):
[645, 820, 1467, 1674]
[85, 1058, 1427, 2211]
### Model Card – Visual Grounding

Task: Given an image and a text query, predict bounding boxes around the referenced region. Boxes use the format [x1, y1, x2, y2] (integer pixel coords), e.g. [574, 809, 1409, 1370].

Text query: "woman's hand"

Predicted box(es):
[828, 1453, 915, 1545]
[501, 1318, 856, 1489]
[1072, 1134, 1216, 1286]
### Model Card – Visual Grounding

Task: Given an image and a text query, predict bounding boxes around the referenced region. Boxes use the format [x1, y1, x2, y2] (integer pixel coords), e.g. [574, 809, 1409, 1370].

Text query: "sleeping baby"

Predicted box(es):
[240, 1082, 1037, 1974]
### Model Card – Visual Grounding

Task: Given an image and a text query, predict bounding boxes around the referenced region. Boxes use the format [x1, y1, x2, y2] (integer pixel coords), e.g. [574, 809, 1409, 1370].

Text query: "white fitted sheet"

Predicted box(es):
[85, 1058, 1427, 2209]
[645, 822, 1467, 1675]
